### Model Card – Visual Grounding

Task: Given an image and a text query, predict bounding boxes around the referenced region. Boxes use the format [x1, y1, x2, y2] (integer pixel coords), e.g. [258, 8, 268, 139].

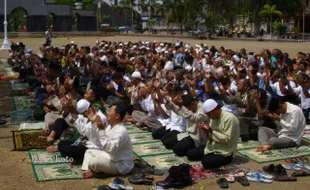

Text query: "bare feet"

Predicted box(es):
[38, 136, 54, 143]
[41, 128, 51, 136]
[46, 146, 58, 153]
[82, 170, 97, 179]
[256, 145, 271, 152]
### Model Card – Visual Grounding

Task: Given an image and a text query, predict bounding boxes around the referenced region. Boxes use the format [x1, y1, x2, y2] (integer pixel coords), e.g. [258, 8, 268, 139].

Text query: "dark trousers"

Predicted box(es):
[161, 130, 180, 149]
[173, 136, 196, 157]
[303, 108, 310, 124]
[52, 118, 70, 140]
[58, 140, 88, 163]
[152, 127, 170, 139]
[202, 153, 233, 169]
[186, 145, 205, 161]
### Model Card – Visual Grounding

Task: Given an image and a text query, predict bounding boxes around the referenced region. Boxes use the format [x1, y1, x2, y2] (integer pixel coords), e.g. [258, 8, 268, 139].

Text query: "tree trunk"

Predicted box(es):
[254, 0, 265, 36]
[125, 14, 128, 34]
[270, 14, 272, 35]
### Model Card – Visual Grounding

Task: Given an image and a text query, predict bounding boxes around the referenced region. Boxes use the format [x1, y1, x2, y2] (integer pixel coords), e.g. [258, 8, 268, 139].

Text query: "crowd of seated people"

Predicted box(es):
[2, 40, 309, 178]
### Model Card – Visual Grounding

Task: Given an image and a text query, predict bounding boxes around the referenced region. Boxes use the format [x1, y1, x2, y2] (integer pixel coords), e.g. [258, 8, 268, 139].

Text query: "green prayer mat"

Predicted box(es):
[303, 134, 310, 141]
[28, 149, 67, 164]
[133, 141, 173, 157]
[238, 146, 310, 163]
[237, 140, 260, 150]
[32, 163, 83, 182]
[124, 124, 150, 134]
[10, 110, 36, 125]
[140, 154, 200, 170]
[10, 80, 29, 95]
[12, 130, 51, 151]
[129, 132, 160, 145]
[28, 149, 84, 181]
[13, 96, 35, 110]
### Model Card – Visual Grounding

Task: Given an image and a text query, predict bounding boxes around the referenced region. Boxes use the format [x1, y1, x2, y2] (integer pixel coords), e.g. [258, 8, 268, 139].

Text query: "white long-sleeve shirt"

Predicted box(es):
[98, 123, 134, 175]
[277, 103, 306, 145]
[74, 111, 107, 149]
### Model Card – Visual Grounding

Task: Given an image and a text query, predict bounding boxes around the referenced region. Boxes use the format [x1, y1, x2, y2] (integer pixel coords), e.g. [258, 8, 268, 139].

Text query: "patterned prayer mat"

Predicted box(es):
[31, 163, 83, 182]
[140, 154, 200, 170]
[12, 130, 51, 151]
[13, 96, 35, 110]
[238, 146, 310, 163]
[129, 132, 160, 145]
[10, 110, 36, 125]
[19, 122, 45, 131]
[124, 124, 150, 134]
[237, 140, 260, 150]
[28, 149, 66, 164]
[133, 141, 173, 157]
[303, 134, 310, 141]
[10, 80, 29, 95]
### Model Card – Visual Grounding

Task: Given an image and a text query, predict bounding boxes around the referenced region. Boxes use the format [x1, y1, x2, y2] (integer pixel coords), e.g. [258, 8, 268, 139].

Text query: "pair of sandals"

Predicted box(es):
[217, 170, 250, 188]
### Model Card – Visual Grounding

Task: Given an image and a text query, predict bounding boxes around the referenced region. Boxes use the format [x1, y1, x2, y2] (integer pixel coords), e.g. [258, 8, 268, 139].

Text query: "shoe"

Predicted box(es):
[0, 119, 6, 125]
[179, 163, 193, 186]
[141, 165, 165, 176]
[128, 172, 153, 185]
[156, 166, 184, 189]
[108, 177, 133, 190]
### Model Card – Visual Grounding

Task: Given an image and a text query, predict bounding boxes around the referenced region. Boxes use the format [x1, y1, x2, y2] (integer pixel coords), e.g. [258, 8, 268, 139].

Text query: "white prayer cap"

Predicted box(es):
[185, 65, 193, 72]
[160, 43, 164, 47]
[203, 99, 218, 113]
[164, 50, 169, 54]
[124, 42, 128, 45]
[185, 44, 191, 49]
[204, 50, 210, 54]
[25, 53, 31, 57]
[76, 99, 90, 114]
[119, 43, 123, 46]
[130, 57, 136, 61]
[71, 41, 75, 44]
[145, 41, 149, 44]
[233, 55, 241, 63]
[131, 70, 142, 79]
[203, 44, 208, 47]
[99, 49, 104, 53]
[105, 44, 109, 47]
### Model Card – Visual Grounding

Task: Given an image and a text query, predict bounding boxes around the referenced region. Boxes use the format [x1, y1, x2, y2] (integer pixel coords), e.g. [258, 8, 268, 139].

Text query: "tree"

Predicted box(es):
[9, 8, 27, 32]
[259, 4, 283, 35]
[112, 0, 137, 33]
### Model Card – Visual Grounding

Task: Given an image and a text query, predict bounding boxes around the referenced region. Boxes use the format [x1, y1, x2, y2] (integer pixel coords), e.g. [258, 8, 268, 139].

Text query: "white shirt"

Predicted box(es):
[271, 81, 296, 96]
[294, 86, 310, 109]
[277, 103, 306, 145]
[100, 55, 109, 63]
[98, 123, 134, 175]
[74, 111, 107, 149]
[164, 61, 174, 70]
[165, 110, 187, 132]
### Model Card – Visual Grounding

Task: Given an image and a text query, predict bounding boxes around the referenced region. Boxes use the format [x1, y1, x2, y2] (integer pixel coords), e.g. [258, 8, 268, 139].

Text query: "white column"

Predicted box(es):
[1, 0, 11, 50]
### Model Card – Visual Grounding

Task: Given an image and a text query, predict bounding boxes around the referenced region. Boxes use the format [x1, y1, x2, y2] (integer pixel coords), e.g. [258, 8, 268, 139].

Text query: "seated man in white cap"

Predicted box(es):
[126, 70, 145, 111]
[82, 102, 134, 178]
[54, 99, 108, 163]
[193, 99, 239, 169]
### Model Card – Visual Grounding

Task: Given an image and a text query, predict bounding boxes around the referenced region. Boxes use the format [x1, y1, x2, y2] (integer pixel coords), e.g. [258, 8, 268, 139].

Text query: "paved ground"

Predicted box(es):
[0, 36, 310, 190]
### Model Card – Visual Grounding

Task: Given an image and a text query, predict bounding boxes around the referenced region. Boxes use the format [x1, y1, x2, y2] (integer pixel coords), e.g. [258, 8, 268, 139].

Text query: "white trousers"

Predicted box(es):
[81, 149, 119, 175]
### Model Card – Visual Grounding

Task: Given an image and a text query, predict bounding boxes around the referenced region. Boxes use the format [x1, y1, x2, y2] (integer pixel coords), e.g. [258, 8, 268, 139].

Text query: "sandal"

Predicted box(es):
[128, 173, 153, 185]
[235, 176, 250, 186]
[216, 178, 229, 189]
[273, 175, 297, 181]
[225, 174, 235, 183]
[134, 159, 148, 169]
[292, 169, 310, 177]
[141, 165, 166, 176]
[108, 178, 133, 190]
